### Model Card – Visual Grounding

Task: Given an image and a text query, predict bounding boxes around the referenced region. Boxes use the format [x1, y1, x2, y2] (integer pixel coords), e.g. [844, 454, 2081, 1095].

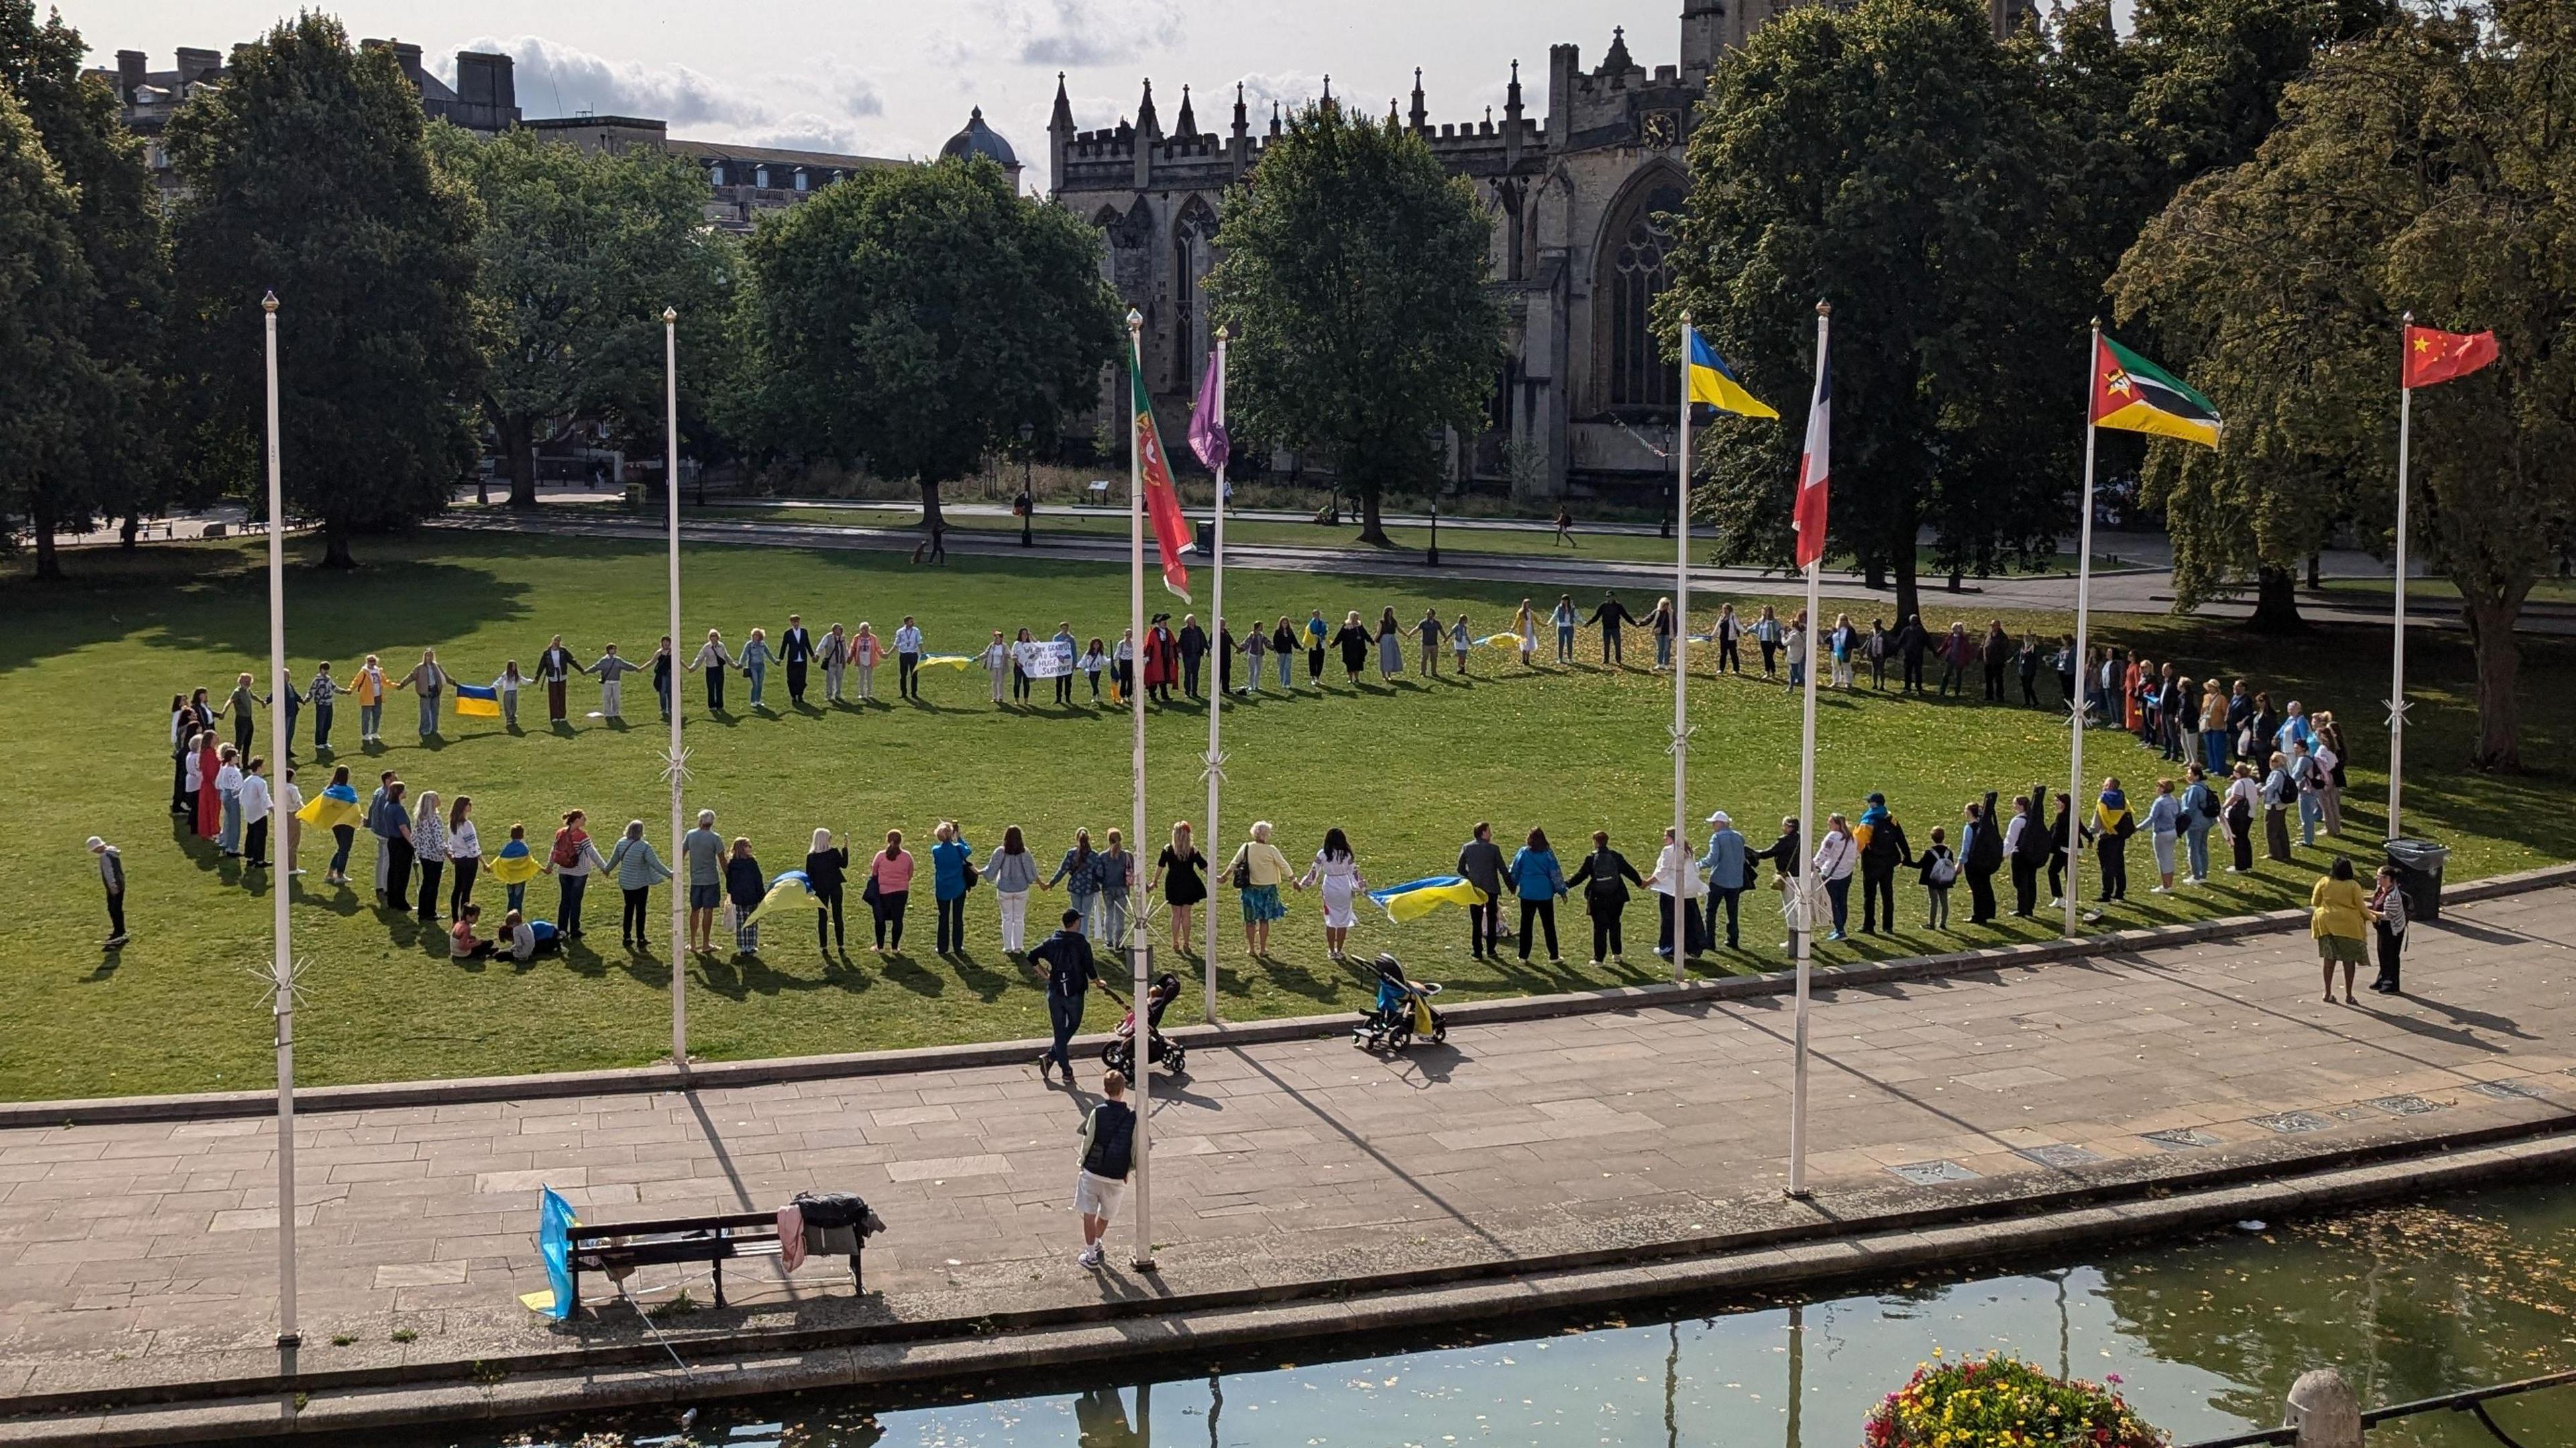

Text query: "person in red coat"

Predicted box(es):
[1144, 616, 1179, 704]
[195, 734, 223, 839]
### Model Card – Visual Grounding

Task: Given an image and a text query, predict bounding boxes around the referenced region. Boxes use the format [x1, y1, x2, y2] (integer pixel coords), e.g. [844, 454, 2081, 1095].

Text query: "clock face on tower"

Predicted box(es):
[1642, 110, 1680, 148]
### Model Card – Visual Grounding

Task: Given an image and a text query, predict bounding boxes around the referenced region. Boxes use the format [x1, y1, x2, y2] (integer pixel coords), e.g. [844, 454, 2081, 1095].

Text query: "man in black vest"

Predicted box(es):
[1073, 1068, 1134, 1269]
[780, 616, 815, 706]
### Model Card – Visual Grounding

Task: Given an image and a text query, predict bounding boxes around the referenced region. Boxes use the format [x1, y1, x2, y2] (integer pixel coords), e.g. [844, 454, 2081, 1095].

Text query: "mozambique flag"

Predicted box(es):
[2404, 324, 2498, 389]
[1685, 327, 1778, 420]
[2093, 334, 2221, 449]
[296, 781, 364, 830]
[453, 683, 504, 720]
[1130, 337, 1193, 601]
[487, 837, 544, 887]
[1366, 875, 1489, 924]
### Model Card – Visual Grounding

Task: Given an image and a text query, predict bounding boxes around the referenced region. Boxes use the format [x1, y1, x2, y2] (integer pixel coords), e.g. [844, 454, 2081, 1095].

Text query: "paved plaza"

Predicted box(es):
[2, 887, 2571, 1406]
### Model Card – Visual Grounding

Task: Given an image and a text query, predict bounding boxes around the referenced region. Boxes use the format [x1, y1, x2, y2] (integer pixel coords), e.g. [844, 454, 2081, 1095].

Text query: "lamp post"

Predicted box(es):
[1426, 504, 1440, 567]
[663, 307, 687, 1066]
[261, 290, 301, 1362]
[1018, 421, 1036, 547]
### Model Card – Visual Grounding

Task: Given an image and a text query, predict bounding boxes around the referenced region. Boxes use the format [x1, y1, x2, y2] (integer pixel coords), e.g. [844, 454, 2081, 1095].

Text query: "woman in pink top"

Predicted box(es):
[854, 624, 884, 702]
[867, 828, 914, 952]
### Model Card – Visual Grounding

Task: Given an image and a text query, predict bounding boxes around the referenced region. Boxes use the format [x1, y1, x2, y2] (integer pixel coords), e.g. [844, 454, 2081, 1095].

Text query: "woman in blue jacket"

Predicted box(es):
[1506, 827, 1566, 964]
[930, 821, 975, 956]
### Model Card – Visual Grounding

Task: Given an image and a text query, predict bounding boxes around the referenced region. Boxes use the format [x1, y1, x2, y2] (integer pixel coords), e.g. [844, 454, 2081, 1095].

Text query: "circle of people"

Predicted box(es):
[133, 594, 2367, 980]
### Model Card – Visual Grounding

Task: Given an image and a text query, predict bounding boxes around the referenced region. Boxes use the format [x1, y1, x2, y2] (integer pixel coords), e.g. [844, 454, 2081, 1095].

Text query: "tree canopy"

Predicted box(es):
[167, 13, 482, 565]
[1203, 101, 1503, 545]
[737, 156, 1118, 528]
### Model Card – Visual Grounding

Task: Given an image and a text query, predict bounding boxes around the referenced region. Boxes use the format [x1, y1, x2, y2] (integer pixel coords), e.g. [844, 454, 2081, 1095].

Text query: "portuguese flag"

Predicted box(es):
[1131, 337, 1193, 601]
[2092, 333, 2221, 449]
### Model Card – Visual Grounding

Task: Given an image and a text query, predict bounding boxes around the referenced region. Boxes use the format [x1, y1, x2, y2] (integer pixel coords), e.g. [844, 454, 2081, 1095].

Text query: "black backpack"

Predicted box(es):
[1083, 1101, 1136, 1179]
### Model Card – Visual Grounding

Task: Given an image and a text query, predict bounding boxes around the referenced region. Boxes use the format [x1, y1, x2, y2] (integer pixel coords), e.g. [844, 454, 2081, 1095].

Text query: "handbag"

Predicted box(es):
[860, 871, 881, 908]
[961, 858, 981, 890]
[1231, 854, 1252, 890]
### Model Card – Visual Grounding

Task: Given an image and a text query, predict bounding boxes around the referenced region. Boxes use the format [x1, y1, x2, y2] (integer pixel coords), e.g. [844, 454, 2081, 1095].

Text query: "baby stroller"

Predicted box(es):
[1102, 972, 1187, 1078]
[1354, 953, 1446, 1052]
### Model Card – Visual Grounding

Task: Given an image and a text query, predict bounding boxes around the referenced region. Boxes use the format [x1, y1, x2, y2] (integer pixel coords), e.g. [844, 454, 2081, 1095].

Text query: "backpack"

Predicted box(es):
[551, 830, 581, 869]
[1927, 852, 1957, 887]
[1082, 1101, 1136, 1179]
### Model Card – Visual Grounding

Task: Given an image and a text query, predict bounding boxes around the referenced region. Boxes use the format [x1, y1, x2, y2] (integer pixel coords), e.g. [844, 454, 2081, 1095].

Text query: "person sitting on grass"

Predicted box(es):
[500, 909, 560, 962]
[449, 903, 494, 961]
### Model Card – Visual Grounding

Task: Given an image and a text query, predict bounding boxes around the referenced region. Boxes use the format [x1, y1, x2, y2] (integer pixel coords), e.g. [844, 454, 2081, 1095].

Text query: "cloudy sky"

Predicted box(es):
[68, 0, 1677, 189]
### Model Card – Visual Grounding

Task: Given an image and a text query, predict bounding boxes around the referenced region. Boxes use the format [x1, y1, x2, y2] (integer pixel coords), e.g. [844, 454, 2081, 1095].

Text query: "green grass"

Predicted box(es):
[2315, 576, 2576, 606]
[5, 535, 2567, 1101]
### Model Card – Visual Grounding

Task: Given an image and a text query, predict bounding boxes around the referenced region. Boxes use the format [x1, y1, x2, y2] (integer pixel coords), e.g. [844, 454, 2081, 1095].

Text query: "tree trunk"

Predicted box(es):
[505, 417, 539, 508]
[31, 498, 60, 579]
[2306, 551, 2322, 590]
[2247, 565, 2306, 632]
[918, 478, 946, 534]
[1355, 486, 1391, 547]
[1892, 549, 1921, 628]
[120, 514, 140, 549]
[2462, 598, 2524, 771]
[1946, 567, 1963, 594]
[321, 518, 356, 569]
[1864, 558, 1886, 591]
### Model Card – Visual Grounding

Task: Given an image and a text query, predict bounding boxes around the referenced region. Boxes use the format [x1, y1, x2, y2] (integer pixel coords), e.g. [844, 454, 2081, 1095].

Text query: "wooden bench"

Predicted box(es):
[567, 1210, 864, 1314]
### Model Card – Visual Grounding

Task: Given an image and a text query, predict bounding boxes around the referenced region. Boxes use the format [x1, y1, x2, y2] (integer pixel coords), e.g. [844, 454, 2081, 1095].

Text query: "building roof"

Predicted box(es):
[665, 135, 904, 172]
[939, 107, 1019, 168]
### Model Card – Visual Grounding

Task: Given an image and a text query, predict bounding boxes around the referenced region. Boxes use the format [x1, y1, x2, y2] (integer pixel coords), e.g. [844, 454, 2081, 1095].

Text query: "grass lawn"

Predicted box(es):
[2315, 576, 2576, 606]
[5, 534, 2567, 1102]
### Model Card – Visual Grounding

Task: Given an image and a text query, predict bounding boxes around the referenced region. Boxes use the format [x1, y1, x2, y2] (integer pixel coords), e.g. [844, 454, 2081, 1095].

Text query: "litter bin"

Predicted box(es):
[2384, 838, 2449, 922]
[1194, 520, 1216, 554]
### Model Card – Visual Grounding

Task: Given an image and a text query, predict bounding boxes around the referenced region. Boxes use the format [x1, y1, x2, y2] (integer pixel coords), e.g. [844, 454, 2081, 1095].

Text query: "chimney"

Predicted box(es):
[453, 51, 518, 131]
[1681, 0, 1725, 76]
[1547, 43, 1578, 143]
[115, 50, 146, 103]
[175, 47, 220, 86]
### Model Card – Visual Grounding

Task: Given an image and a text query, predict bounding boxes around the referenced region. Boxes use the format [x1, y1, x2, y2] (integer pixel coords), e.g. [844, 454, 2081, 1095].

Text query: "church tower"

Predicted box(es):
[1680, 0, 1726, 74]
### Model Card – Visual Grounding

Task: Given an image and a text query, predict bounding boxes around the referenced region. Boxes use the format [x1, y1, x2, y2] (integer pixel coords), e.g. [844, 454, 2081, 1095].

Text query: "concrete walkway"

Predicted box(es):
[3, 886, 2571, 1412]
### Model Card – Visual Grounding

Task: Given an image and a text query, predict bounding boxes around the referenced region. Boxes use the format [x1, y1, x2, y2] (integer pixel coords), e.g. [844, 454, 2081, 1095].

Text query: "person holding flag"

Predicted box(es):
[299, 764, 366, 886]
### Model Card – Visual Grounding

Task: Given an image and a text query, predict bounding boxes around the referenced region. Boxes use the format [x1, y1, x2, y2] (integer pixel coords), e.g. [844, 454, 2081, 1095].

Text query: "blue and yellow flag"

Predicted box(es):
[487, 837, 543, 886]
[743, 870, 816, 929]
[296, 781, 364, 831]
[453, 683, 504, 719]
[1686, 329, 1778, 420]
[1366, 875, 1489, 924]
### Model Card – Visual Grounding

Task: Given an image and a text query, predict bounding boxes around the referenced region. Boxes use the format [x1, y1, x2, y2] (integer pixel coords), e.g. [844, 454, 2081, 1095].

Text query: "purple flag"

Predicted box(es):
[1187, 347, 1229, 474]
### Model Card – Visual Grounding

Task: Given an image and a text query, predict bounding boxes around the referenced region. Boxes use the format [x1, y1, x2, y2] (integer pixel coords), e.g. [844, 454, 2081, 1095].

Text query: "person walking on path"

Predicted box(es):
[606, 819, 670, 950]
[1586, 592, 1638, 667]
[584, 645, 640, 721]
[1298, 828, 1368, 963]
[1915, 826, 1958, 930]
[445, 795, 482, 919]
[2311, 855, 2375, 1005]
[2145, 777, 2183, 893]
[855, 622, 883, 702]
[1224, 822, 1295, 959]
[1048, 828, 1102, 938]
[1457, 822, 1508, 960]
[865, 830, 913, 952]
[739, 628, 776, 712]
[1552, 506, 1574, 547]
[1854, 793, 1914, 936]
[1700, 811, 1750, 951]
[1811, 814, 1858, 942]
[989, 819, 1040, 953]
[780, 615, 814, 706]
[724, 837, 766, 956]
[538, 636, 577, 724]
[551, 810, 607, 940]
[1072, 1069, 1136, 1269]
[2090, 779, 2136, 903]
[394, 649, 447, 739]
[1031, 907, 1099, 1080]
[895, 616, 924, 700]
[352, 655, 388, 743]
[1152, 822, 1208, 956]
[1960, 791, 2004, 925]
[88, 836, 128, 947]
[1373, 608, 1402, 680]
[1095, 829, 1136, 946]
[683, 809, 726, 954]
[2367, 864, 2410, 995]
[1648, 826, 1707, 961]
[807, 828, 849, 956]
[690, 630, 733, 714]
[1568, 830, 1644, 966]
[1551, 595, 1578, 665]
[1179, 614, 1208, 701]
[931, 822, 976, 956]
[818, 624, 850, 704]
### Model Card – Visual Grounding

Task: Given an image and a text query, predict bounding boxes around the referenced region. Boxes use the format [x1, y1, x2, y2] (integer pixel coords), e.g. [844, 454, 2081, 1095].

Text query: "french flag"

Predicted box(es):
[1793, 321, 1830, 569]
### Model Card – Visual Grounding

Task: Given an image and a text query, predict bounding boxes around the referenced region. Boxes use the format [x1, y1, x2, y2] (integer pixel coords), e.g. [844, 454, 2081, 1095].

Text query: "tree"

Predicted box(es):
[1203, 102, 1502, 545]
[739, 156, 1116, 529]
[167, 14, 483, 566]
[1663, 0, 2080, 624]
[0, 82, 87, 571]
[428, 123, 736, 507]
[0, 0, 166, 578]
[2113, 1, 2576, 769]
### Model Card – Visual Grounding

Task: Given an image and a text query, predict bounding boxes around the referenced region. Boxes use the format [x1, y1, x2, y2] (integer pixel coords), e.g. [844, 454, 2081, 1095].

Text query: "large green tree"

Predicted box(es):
[427, 123, 736, 507]
[2114, 1, 2576, 769]
[1203, 102, 1502, 545]
[739, 156, 1116, 529]
[0, 0, 166, 577]
[1664, 0, 2079, 624]
[167, 14, 482, 566]
[0, 81, 86, 571]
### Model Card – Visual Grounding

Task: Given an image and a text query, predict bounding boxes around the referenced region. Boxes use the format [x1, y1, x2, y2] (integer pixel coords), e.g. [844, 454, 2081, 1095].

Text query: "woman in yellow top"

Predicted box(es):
[2309, 855, 2377, 1005]
[1224, 821, 1297, 960]
[351, 654, 388, 744]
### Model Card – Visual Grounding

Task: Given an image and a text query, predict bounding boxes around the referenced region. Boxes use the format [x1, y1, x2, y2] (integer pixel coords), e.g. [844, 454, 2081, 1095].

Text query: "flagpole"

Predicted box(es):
[261, 291, 301, 1355]
[1786, 300, 1827, 1202]
[2064, 320, 2100, 941]
[1126, 310, 1156, 1272]
[1672, 315, 1695, 985]
[1203, 327, 1229, 1021]
[663, 307, 687, 1063]
[2388, 313, 2414, 841]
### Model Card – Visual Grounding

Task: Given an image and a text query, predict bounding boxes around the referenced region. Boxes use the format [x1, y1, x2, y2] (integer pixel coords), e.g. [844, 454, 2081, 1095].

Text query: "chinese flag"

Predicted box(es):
[2403, 325, 2498, 389]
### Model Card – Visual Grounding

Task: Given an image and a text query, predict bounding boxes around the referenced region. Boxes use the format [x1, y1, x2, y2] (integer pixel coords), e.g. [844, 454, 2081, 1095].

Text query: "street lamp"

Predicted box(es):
[1018, 421, 1036, 547]
[1427, 503, 1440, 566]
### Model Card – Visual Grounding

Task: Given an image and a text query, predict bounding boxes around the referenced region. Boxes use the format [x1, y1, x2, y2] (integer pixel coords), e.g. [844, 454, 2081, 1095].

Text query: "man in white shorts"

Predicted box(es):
[1073, 1070, 1136, 1269]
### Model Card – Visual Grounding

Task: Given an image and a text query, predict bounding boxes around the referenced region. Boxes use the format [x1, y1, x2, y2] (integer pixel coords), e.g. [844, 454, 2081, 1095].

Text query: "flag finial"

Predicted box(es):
[1216, 323, 1230, 342]
[1815, 300, 1831, 318]
[262, 290, 279, 313]
[1126, 308, 1143, 331]
[662, 306, 677, 323]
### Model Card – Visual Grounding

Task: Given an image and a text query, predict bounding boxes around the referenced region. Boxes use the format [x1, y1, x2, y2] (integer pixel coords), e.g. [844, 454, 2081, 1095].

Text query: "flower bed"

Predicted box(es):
[1866, 1355, 2166, 1447]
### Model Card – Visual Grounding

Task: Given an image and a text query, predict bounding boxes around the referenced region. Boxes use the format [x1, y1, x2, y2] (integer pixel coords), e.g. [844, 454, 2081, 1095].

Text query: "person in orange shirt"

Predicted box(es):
[351, 653, 387, 744]
[2122, 655, 2145, 734]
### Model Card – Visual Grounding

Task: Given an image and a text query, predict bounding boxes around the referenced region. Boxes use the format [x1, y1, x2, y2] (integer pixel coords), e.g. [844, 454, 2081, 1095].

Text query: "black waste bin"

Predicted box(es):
[2385, 838, 2449, 922]
[1194, 520, 1216, 554]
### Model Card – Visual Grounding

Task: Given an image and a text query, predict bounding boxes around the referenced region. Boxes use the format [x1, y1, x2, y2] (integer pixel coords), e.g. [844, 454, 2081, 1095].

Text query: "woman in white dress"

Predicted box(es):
[1298, 827, 1369, 963]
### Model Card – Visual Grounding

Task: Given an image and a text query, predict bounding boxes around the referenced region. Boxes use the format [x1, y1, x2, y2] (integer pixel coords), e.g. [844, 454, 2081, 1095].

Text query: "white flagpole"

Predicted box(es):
[2064, 321, 2101, 940]
[2387, 313, 2414, 840]
[261, 291, 301, 1353]
[1126, 311, 1155, 1272]
[663, 307, 687, 1062]
[1672, 316, 1695, 985]
[1204, 327, 1229, 1021]
[1786, 301, 1827, 1201]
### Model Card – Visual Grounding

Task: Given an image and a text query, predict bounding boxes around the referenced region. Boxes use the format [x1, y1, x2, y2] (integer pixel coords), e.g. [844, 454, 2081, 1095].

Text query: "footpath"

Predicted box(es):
[2, 876, 2573, 1443]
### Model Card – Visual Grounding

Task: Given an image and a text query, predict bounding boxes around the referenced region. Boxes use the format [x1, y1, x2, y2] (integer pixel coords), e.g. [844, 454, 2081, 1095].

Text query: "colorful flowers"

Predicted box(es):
[1863, 1355, 2167, 1448]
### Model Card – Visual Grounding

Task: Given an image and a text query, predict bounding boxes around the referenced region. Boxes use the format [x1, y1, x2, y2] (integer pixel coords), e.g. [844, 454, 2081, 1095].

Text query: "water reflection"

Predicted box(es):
[451, 1186, 2576, 1448]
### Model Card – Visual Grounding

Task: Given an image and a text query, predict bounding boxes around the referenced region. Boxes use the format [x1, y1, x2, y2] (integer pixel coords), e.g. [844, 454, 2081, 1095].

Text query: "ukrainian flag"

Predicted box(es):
[916, 653, 977, 670]
[1366, 875, 1489, 924]
[743, 870, 816, 930]
[453, 682, 504, 720]
[487, 837, 543, 886]
[1686, 328, 1778, 420]
[297, 781, 364, 831]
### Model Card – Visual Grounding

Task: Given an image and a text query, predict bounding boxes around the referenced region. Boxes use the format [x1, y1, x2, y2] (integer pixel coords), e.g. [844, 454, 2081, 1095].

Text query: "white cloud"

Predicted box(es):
[1007, 0, 1184, 68]
[438, 35, 887, 152]
[1236, 69, 1328, 120]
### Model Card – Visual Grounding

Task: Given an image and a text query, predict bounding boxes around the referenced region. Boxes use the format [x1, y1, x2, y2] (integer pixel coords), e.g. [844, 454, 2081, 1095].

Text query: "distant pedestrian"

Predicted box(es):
[1073, 1069, 1136, 1269]
[1552, 506, 1574, 547]
[89, 837, 127, 948]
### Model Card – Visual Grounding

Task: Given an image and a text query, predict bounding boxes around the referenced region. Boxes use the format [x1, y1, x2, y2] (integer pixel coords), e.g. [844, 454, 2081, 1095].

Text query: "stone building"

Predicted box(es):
[1048, 0, 2030, 501]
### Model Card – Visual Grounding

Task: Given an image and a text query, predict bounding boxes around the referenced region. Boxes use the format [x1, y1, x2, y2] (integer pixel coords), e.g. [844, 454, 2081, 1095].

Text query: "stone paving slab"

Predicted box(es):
[1, 887, 2571, 1409]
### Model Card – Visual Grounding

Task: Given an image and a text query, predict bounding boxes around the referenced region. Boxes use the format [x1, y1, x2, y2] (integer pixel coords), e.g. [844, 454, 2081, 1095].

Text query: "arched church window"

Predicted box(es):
[1601, 180, 1685, 410]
